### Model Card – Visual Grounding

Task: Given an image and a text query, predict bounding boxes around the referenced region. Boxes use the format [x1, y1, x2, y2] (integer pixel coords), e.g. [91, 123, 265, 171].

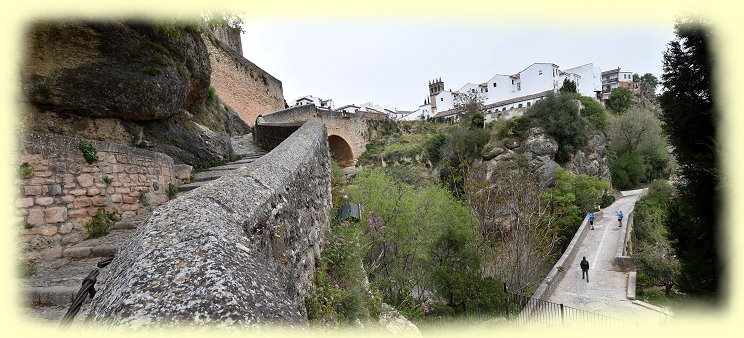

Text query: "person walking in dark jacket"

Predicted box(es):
[580, 257, 590, 282]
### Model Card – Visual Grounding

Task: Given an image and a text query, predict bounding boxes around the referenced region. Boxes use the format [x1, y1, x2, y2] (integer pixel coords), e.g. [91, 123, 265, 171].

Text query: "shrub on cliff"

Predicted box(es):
[522, 93, 588, 163]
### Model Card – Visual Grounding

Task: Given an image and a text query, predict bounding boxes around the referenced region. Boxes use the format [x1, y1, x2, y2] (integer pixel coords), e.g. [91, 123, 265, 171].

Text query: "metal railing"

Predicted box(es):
[59, 255, 114, 328]
[506, 284, 637, 329]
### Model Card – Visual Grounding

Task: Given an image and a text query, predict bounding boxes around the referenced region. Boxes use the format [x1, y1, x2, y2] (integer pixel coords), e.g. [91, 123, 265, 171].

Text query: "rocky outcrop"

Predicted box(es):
[481, 127, 610, 188]
[24, 21, 209, 120]
[86, 122, 332, 327]
[563, 134, 611, 182]
[21, 20, 252, 167]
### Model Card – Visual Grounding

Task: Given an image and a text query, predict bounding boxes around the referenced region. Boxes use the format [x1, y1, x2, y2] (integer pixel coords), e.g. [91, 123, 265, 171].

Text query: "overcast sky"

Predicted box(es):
[240, 19, 676, 111]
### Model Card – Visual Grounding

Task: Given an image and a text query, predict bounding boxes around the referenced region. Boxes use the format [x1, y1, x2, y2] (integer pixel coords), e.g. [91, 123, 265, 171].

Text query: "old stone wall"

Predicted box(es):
[204, 31, 284, 126]
[87, 121, 332, 327]
[208, 24, 242, 55]
[15, 132, 187, 261]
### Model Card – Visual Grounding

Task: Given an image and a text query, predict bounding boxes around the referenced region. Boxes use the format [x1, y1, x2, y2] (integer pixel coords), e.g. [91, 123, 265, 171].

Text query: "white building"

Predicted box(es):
[402, 102, 433, 121]
[336, 104, 361, 114]
[601, 68, 633, 100]
[291, 95, 335, 110]
[426, 62, 603, 113]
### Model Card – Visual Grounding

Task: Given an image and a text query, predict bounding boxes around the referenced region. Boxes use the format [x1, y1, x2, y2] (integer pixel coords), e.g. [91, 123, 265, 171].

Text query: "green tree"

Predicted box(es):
[637, 73, 659, 96]
[525, 93, 587, 163]
[607, 87, 633, 113]
[607, 107, 669, 188]
[438, 127, 490, 199]
[543, 168, 610, 251]
[658, 18, 720, 299]
[559, 78, 577, 93]
[346, 169, 475, 309]
[633, 180, 680, 298]
[577, 96, 608, 133]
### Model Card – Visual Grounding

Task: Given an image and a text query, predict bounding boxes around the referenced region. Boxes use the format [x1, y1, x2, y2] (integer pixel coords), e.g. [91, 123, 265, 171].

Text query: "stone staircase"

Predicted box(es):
[178, 134, 268, 192]
[20, 134, 268, 322]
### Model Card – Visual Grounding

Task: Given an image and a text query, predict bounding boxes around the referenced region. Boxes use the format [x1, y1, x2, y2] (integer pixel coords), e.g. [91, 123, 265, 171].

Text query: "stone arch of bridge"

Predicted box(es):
[328, 134, 354, 167]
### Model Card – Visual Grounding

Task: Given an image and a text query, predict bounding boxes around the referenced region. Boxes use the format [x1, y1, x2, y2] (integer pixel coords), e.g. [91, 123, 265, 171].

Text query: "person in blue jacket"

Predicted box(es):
[588, 212, 595, 230]
[616, 210, 623, 227]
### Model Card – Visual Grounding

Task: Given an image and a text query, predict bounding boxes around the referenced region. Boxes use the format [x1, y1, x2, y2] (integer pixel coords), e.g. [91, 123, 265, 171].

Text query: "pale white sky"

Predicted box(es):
[240, 19, 675, 111]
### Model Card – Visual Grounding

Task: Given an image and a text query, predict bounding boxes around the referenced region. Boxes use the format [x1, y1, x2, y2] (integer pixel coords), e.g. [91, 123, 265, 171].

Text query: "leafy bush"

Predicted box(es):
[19, 162, 34, 179]
[424, 133, 447, 163]
[166, 183, 178, 199]
[607, 87, 633, 113]
[543, 168, 610, 250]
[470, 113, 484, 129]
[495, 116, 529, 139]
[577, 96, 608, 133]
[633, 180, 679, 297]
[85, 208, 114, 238]
[523, 93, 587, 163]
[79, 141, 99, 164]
[138, 191, 149, 206]
[438, 127, 490, 198]
[207, 86, 217, 106]
[609, 149, 646, 190]
[102, 175, 113, 187]
[600, 194, 615, 208]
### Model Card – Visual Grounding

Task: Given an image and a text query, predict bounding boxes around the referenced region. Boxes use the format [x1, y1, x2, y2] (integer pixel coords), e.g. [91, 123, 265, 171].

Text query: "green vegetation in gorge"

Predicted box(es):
[632, 180, 682, 307]
[607, 107, 669, 190]
[607, 87, 633, 113]
[543, 168, 610, 252]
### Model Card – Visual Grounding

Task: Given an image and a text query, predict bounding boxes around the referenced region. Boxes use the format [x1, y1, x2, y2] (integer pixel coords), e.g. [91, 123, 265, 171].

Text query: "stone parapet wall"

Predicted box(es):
[204, 31, 284, 126]
[15, 132, 183, 261]
[87, 122, 332, 326]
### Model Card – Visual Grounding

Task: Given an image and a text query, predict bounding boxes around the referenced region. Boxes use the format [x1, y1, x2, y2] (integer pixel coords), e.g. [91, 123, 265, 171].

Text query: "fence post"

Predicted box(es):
[560, 303, 565, 324]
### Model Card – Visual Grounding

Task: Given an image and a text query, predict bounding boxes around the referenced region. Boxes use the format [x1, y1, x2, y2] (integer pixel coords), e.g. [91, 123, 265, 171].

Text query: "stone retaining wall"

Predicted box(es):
[15, 132, 187, 261]
[204, 31, 284, 126]
[87, 121, 332, 327]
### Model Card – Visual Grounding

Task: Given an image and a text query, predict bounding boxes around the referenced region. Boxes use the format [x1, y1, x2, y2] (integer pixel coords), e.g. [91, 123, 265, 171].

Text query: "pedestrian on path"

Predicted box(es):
[616, 210, 623, 227]
[588, 212, 595, 230]
[580, 257, 590, 282]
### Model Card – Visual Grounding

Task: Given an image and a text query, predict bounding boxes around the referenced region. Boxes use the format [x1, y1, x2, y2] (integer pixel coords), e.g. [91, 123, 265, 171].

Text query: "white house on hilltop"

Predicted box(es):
[601, 67, 633, 100]
[428, 62, 603, 114]
[290, 95, 335, 110]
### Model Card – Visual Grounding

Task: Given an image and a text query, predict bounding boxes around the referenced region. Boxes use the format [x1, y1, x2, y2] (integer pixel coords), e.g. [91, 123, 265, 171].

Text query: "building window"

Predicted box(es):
[518, 103, 523, 108]
[517, 83, 521, 91]
[539, 70, 543, 75]
[527, 102, 531, 107]
[493, 82, 497, 87]
[441, 98, 443, 101]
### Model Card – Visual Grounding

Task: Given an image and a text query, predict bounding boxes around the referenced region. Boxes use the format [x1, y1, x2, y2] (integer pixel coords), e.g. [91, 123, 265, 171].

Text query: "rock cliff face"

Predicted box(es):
[481, 127, 610, 188]
[21, 21, 250, 167]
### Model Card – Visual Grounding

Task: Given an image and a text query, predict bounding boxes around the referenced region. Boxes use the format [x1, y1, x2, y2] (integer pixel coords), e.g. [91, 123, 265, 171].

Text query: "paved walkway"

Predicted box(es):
[544, 189, 669, 325]
[20, 134, 268, 323]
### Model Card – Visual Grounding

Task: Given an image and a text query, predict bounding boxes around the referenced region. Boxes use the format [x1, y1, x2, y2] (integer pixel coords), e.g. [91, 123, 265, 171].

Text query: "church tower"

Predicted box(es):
[428, 78, 444, 111]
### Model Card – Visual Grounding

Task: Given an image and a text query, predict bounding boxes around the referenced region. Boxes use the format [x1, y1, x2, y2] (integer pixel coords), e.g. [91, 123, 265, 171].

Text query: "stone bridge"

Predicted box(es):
[258, 104, 389, 167]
